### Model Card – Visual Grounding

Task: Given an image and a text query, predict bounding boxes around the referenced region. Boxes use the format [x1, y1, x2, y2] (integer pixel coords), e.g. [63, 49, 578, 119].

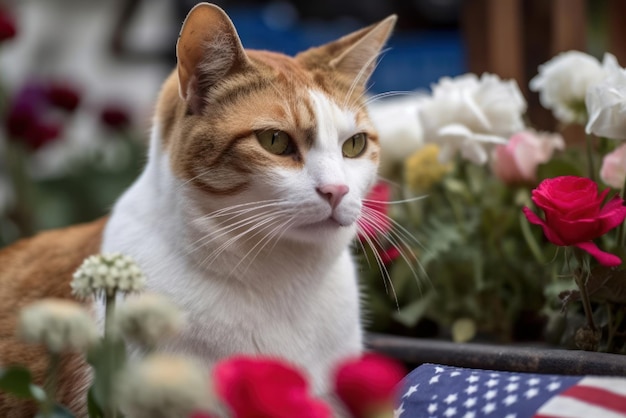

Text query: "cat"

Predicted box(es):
[0, 3, 396, 416]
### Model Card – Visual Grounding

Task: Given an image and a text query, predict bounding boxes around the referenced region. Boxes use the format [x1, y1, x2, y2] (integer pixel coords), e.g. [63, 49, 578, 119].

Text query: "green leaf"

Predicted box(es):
[35, 404, 75, 418]
[0, 366, 36, 399]
[87, 386, 104, 418]
[392, 291, 436, 327]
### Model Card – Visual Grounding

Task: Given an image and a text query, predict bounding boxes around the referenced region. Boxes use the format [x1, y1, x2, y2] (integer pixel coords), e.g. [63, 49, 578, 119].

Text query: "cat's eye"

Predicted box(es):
[342, 133, 367, 158]
[257, 130, 294, 156]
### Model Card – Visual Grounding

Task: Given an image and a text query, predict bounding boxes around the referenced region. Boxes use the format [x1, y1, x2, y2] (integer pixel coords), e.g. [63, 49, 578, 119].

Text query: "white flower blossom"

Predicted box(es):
[585, 53, 626, 140]
[530, 51, 609, 125]
[419, 73, 526, 165]
[18, 299, 99, 353]
[116, 354, 214, 418]
[368, 95, 425, 176]
[113, 293, 184, 349]
[71, 253, 145, 299]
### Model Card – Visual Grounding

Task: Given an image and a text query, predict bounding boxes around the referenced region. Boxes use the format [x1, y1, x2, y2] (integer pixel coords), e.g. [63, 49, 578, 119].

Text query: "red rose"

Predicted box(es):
[46, 81, 81, 112]
[0, 8, 17, 43]
[213, 356, 331, 418]
[334, 352, 405, 418]
[358, 182, 392, 241]
[523, 176, 626, 266]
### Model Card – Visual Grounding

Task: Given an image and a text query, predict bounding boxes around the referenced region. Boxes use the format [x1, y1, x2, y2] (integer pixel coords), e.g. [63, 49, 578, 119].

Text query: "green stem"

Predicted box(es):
[586, 134, 596, 183]
[42, 352, 61, 417]
[5, 142, 35, 237]
[104, 295, 118, 418]
[575, 269, 597, 332]
[618, 173, 626, 248]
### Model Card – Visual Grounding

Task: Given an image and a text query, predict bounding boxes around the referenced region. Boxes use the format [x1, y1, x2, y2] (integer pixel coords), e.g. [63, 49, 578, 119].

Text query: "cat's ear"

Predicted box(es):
[176, 3, 250, 113]
[297, 15, 397, 87]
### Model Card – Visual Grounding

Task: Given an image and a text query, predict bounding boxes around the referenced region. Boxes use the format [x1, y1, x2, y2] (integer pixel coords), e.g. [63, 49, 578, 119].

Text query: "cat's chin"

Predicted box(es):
[286, 218, 356, 243]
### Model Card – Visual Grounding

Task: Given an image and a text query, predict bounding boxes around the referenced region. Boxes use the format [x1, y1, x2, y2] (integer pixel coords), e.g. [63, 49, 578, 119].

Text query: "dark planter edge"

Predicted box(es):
[366, 333, 626, 376]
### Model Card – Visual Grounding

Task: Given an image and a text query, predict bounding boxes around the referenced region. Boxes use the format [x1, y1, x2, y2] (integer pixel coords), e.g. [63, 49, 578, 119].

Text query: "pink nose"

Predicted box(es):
[317, 184, 349, 209]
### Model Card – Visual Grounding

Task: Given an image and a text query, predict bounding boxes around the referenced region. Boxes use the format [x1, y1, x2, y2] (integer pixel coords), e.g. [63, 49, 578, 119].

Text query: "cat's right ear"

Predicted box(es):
[176, 3, 250, 113]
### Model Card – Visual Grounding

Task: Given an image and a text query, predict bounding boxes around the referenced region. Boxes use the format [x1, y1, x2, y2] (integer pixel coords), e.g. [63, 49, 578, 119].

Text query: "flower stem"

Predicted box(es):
[586, 134, 596, 183]
[618, 173, 626, 248]
[104, 295, 118, 418]
[574, 269, 597, 332]
[42, 351, 61, 416]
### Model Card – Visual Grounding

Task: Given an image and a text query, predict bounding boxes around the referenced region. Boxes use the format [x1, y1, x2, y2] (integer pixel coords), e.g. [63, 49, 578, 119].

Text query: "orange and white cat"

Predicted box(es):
[0, 3, 396, 415]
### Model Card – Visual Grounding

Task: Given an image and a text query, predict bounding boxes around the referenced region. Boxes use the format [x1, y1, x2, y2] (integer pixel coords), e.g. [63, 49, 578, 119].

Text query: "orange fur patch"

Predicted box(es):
[0, 218, 107, 417]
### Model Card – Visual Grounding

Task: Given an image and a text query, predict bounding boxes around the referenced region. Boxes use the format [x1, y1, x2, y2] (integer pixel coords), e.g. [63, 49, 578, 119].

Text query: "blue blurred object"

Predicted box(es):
[228, 6, 466, 94]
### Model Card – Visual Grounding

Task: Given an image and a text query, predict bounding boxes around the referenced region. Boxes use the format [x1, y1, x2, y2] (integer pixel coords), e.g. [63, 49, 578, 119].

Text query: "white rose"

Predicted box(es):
[419, 73, 526, 165]
[585, 53, 626, 140]
[529, 50, 607, 125]
[368, 95, 425, 177]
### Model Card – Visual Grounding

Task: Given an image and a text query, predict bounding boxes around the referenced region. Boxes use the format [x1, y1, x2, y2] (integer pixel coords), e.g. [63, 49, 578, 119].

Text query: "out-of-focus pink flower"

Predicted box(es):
[4, 83, 62, 150]
[334, 352, 405, 418]
[358, 182, 392, 241]
[100, 104, 131, 130]
[46, 81, 81, 112]
[600, 142, 626, 189]
[491, 130, 565, 184]
[380, 246, 401, 265]
[213, 356, 332, 418]
[0, 8, 17, 43]
[189, 411, 218, 418]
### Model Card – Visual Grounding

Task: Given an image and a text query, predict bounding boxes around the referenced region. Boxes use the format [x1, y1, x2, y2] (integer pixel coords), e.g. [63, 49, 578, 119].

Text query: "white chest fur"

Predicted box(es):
[100, 124, 363, 394]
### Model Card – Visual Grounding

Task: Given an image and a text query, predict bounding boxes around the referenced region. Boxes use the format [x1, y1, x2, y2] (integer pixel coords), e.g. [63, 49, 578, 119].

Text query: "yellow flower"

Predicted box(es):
[116, 354, 214, 418]
[404, 144, 453, 191]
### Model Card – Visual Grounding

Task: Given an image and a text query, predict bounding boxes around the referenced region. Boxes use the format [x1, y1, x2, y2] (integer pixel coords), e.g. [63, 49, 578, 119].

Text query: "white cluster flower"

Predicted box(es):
[530, 51, 612, 125]
[18, 299, 99, 353]
[115, 354, 214, 418]
[71, 253, 145, 299]
[113, 293, 184, 349]
[419, 73, 526, 165]
[585, 53, 626, 140]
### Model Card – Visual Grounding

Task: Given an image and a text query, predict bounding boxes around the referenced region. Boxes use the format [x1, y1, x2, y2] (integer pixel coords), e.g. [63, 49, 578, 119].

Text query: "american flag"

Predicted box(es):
[395, 363, 626, 418]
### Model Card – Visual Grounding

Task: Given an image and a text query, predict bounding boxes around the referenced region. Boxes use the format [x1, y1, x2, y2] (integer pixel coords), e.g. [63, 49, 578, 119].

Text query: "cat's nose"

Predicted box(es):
[317, 184, 349, 209]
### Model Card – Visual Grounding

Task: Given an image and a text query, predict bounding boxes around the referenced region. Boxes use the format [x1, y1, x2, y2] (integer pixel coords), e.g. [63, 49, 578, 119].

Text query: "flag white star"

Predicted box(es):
[444, 407, 458, 417]
[394, 403, 405, 418]
[485, 379, 499, 388]
[482, 402, 497, 414]
[435, 366, 445, 373]
[444, 393, 458, 404]
[484, 389, 497, 400]
[489, 373, 500, 378]
[524, 387, 539, 399]
[504, 382, 519, 392]
[504, 414, 517, 418]
[450, 371, 461, 377]
[546, 381, 561, 391]
[508, 376, 520, 382]
[466, 375, 480, 383]
[527, 377, 541, 386]
[430, 374, 441, 384]
[502, 394, 518, 406]
[463, 397, 477, 408]
[465, 385, 478, 395]
[403, 384, 419, 398]
[463, 412, 476, 418]
[428, 403, 438, 414]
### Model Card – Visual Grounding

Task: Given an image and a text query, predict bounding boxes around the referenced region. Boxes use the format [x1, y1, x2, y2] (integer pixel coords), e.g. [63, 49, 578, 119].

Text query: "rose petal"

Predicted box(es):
[574, 242, 623, 267]
[522, 207, 566, 246]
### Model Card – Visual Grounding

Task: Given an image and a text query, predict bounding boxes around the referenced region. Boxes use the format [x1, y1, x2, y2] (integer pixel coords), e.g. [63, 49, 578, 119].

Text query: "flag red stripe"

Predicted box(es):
[560, 385, 626, 413]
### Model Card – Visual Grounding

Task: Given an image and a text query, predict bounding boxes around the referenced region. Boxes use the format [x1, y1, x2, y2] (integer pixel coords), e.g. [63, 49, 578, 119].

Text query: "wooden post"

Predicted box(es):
[608, 0, 626, 66]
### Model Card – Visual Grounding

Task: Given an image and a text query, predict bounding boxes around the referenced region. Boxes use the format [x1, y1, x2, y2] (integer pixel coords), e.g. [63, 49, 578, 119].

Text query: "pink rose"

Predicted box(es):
[523, 176, 626, 266]
[491, 130, 564, 184]
[600, 142, 626, 189]
[213, 356, 331, 418]
[334, 352, 405, 418]
[358, 182, 392, 241]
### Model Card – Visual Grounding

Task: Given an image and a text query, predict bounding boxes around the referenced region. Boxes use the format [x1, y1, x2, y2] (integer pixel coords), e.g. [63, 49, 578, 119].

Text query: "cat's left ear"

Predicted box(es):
[297, 15, 397, 86]
[176, 3, 251, 113]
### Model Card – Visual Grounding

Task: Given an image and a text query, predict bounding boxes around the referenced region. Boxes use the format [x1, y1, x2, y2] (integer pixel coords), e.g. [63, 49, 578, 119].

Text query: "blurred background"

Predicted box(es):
[0, 0, 623, 243]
